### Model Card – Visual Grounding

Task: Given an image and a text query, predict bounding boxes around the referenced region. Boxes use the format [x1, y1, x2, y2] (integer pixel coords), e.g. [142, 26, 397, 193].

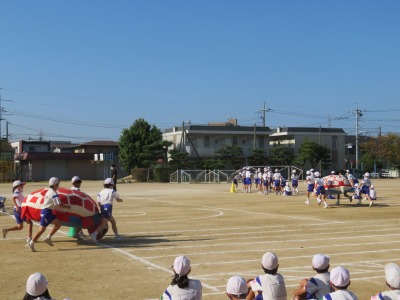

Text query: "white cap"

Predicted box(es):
[275, 169, 278, 172]
[310, 168, 314, 172]
[48, 177, 59, 186]
[385, 263, 400, 289]
[346, 169, 350, 173]
[261, 252, 278, 270]
[314, 171, 320, 177]
[330, 266, 350, 287]
[371, 185, 374, 189]
[331, 171, 335, 174]
[226, 276, 248, 298]
[312, 254, 330, 270]
[71, 176, 81, 183]
[306, 171, 311, 175]
[104, 178, 114, 185]
[173, 255, 191, 276]
[12, 180, 26, 188]
[26, 272, 48, 296]
[292, 170, 296, 173]
[365, 172, 371, 177]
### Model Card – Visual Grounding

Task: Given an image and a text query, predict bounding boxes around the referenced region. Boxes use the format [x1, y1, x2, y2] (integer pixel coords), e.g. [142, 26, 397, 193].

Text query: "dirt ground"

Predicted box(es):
[0, 179, 399, 300]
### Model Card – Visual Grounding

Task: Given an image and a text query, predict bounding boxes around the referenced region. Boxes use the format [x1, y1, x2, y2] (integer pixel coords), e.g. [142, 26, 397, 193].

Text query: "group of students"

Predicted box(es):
[161, 253, 400, 300]
[2, 175, 123, 252]
[305, 169, 377, 209]
[234, 167, 300, 196]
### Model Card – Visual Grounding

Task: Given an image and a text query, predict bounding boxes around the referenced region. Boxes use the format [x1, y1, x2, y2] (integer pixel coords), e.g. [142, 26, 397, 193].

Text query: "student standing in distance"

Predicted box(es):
[90, 178, 123, 241]
[314, 172, 328, 209]
[291, 170, 299, 195]
[70, 176, 85, 240]
[370, 263, 400, 300]
[226, 276, 249, 300]
[161, 255, 202, 300]
[272, 169, 282, 195]
[2, 180, 33, 243]
[26, 177, 71, 252]
[322, 266, 358, 300]
[111, 164, 118, 191]
[247, 252, 287, 300]
[305, 171, 315, 205]
[292, 253, 332, 300]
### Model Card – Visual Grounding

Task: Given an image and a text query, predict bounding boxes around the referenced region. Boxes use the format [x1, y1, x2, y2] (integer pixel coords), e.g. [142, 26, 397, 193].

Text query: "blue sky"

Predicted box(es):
[1, 1, 400, 142]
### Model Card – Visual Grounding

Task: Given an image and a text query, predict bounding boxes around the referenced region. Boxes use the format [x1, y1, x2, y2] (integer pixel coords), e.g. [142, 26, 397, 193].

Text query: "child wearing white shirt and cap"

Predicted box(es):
[322, 266, 358, 300]
[23, 272, 53, 300]
[292, 253, 332, 300]
[247, 252, 287, 300]
[226, 276, 249, 299]
[161, 255, 202, 300]
[2, 180, 33, 243]
[370, 263, 400, 300]
[90, 178, 123, 241]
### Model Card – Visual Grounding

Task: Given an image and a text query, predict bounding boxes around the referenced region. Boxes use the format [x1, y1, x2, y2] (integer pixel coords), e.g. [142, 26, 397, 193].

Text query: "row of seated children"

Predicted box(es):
[161, 253, 400, 300]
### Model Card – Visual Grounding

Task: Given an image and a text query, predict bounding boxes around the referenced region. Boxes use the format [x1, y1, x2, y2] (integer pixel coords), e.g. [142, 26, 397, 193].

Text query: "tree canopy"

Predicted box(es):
[294, 139, 331, 169]
[118, 118, 163, 171]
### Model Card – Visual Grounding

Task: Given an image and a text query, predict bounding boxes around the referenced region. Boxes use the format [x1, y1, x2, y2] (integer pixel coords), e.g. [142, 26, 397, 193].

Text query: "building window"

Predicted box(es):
[205, 136, 210, 147]
[232, 136, 238, 145]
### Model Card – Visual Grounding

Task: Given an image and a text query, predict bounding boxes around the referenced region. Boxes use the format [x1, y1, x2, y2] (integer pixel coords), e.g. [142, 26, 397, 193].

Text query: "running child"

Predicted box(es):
[305, 171, 315, 205]
[314, 172, 328, 208]
[26, 177, 71, 252]
[2, 180, 33, 243]
[90, 178, 123, 241]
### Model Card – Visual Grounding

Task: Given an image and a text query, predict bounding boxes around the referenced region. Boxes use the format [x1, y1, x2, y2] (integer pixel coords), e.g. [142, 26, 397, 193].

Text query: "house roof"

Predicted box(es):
[164, 125, 271, 134]
[79, 140, 118, 146]
[15, 152, 95, 161]
[272, 127, 346, 134]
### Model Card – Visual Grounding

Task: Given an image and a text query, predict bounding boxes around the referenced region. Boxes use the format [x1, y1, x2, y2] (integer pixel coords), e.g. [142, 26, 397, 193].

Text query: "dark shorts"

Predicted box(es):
[40, 208, 57, 227]
[292, 180, 298, 187]
[14, 208, 26, 225]
[307, 184, 314, 192]
[316, 186, 326, 195]
[100, 204, 113, 219]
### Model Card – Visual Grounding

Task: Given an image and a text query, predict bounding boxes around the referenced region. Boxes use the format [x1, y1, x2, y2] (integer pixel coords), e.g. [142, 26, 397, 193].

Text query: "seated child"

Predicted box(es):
[284, 182, 292, 196]
[369, 185, 377, 200]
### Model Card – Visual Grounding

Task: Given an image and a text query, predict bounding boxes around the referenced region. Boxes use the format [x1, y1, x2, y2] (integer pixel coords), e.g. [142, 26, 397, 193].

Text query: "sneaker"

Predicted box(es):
[317, 199, 322, 205]
[73, 233, 83, 240]
[116, 234, 123, 241]
[26, 237, 31, 244]
[369, 201, 373, 207]
[90, 232, 98, 242]
[43, 237, 53, 246]
[2, 228, 7, 239]
[324, 204, 329, 209]
[305, 199, 310, 205]
[25, 242, 36, 252]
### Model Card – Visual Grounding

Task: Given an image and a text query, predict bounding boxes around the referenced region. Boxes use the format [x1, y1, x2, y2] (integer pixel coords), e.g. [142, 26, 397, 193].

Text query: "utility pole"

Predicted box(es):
[259, 102, 271, 128]
[354, 104, 363, 169]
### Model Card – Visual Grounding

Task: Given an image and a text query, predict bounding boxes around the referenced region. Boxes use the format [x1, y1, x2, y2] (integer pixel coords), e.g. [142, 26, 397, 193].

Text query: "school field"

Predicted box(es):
[0, 179, 399, 300]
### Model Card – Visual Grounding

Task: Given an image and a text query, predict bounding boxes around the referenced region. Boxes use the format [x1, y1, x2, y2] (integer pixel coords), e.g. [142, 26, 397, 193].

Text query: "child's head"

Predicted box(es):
[104, 178, 114, 188]
[12, 180, 25, 192]
[370, 185, 375, 189]
[49, 177, 60, 190]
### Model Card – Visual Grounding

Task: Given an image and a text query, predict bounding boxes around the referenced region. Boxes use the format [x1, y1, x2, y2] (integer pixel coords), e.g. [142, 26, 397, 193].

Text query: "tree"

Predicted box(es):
[118, 118, 162, 171]
[270, 146, 294, 165]
[294, 139, 331, 169]
[248, 149, 268, 166]
[214, 145, 244, 169]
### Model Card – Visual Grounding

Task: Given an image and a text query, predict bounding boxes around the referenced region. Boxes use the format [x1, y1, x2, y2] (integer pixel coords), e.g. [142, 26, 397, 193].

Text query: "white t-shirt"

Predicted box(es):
[42, 189, 61, 209]
[369, 189, 377, 199]
[13, 190, 25, 208]
[305, 272, 331, 299]
[161, 279, 202, 300]
[306, 175, 315, 185]
[97, 188, 120, 206]
[273, 173, 281, 181]
[252, 273, 287, 300]
[323, 289, 358, 300]
[371, 289, 400, 300]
